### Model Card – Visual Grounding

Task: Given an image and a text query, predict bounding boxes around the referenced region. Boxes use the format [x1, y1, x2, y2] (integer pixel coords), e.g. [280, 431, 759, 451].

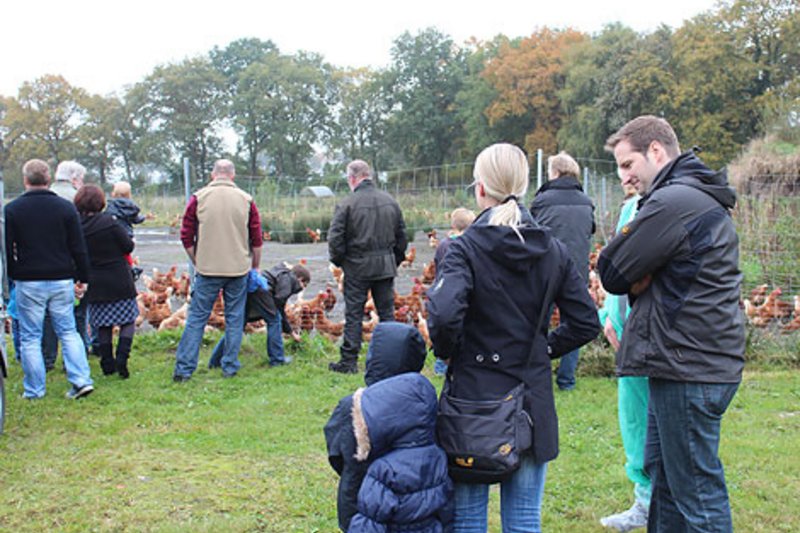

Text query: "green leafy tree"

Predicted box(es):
[232, 51, 334, 179]
[558, 24, 675, 159]
[332, 67, 393, 169]
[80, 94, 122, 184]
[454, 36, 508, 158]
[143, 57, 227, 182]
[385, 28, 468, 167]
[4, 75, 87, 164]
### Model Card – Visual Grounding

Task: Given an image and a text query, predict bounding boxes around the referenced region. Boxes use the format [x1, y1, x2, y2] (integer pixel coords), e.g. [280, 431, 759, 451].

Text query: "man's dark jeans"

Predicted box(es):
[340, 276, 394, 363]
[645, 378, 739, 532]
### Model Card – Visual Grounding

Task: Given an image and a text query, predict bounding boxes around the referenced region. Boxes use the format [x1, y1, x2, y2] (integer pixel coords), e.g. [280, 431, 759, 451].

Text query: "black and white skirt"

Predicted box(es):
[89, 298, 139, 328]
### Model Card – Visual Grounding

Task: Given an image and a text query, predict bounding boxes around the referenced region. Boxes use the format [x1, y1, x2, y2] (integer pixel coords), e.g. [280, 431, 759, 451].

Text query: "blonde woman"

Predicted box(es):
[427, 143, 600, 532]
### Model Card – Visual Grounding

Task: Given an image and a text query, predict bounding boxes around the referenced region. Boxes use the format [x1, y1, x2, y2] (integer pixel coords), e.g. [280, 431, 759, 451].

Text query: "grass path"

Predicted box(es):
[1, 331, 798, 532]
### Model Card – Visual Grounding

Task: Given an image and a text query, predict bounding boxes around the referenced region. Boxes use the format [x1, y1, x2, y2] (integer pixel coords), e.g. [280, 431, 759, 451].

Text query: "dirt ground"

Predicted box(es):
[135, 227, 438, 320]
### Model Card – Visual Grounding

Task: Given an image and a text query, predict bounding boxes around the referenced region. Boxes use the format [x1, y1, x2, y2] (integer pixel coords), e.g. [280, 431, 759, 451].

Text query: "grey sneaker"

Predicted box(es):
[65, 384, 94, 400]
[600, 501, 648, 532]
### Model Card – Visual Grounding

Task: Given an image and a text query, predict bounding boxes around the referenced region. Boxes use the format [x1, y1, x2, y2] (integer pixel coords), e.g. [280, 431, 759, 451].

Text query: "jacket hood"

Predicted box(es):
[646, 151, 736, 210]
[462, 205, 552, 272]
[81, 212, 118, 238]
[535, 175, 583, 194]
[107, 198, 141, 217]
[352, 373, 438, 461]
[364, 322, 427, 386]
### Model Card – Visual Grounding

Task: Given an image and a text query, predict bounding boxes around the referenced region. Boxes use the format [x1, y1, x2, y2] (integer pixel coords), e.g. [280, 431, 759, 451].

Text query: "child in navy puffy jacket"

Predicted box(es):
[325, 322, 453, 532]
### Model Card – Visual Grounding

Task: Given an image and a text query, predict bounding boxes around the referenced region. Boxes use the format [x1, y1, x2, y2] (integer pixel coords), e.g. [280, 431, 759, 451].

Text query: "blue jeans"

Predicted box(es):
[556, 348, 579, 390]
[16, 280, 92, 398]
[209, 307, 286, 368]
[42, 298, 89, 369]
[454, 455, 548, 532]
[645, 378, 739, 532]
[174, 274, 247, 377]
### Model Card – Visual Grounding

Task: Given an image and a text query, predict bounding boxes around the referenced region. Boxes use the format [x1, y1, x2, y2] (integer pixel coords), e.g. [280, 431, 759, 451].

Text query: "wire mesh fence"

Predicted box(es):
[132, 158, 799, 296]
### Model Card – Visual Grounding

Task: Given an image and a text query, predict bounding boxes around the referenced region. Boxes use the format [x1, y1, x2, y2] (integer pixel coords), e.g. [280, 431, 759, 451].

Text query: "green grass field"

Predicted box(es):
[1, 331, 798, 532]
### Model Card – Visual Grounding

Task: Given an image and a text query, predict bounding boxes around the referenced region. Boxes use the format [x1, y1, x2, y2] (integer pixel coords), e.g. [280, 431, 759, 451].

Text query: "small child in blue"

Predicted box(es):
[325, 322, 453, 532]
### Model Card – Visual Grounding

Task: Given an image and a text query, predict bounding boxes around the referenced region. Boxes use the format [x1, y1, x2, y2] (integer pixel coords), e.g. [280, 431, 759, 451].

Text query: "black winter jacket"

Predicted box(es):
[597, 152, 745, 383]
[324, 323, 428, 531]
[427, 206, 600, 464]
[328, 180, 407, 280]
[105, 197, 145, 237]
[81, 213, 136, 303]
[530, 176, 595, 281]
[5, 189, 90, 282]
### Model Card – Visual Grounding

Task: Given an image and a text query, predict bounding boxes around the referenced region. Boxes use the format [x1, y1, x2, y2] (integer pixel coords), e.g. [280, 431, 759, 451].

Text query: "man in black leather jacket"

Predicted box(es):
[327, 160, 407, 373]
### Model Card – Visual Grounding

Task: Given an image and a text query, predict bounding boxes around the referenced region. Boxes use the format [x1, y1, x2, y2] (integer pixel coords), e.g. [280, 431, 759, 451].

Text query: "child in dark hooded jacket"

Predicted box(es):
[324, 322, 453, 532]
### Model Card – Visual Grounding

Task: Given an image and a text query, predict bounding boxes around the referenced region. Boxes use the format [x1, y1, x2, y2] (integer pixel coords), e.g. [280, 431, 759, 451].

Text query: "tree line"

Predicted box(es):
[0, 0, 797, 192]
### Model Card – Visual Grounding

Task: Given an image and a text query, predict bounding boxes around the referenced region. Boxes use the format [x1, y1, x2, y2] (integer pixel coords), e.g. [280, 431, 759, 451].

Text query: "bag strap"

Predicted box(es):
[526, 240, 562, 366]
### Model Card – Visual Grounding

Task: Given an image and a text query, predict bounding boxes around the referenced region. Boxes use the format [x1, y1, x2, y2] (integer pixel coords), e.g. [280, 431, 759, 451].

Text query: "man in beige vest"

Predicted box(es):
[173, 159, 263, 381]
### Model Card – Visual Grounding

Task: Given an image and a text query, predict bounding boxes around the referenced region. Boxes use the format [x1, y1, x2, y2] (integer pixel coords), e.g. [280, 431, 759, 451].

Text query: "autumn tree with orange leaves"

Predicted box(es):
[482, 28, 587, 156]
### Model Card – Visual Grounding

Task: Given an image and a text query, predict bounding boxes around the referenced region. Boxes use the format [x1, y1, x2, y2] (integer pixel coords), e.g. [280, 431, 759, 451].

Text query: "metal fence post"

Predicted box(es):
[537, 149, 543, 190]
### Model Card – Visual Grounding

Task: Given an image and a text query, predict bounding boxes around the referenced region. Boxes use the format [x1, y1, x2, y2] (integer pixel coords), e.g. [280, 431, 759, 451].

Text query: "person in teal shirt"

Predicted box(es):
[599, 188, 651, 532]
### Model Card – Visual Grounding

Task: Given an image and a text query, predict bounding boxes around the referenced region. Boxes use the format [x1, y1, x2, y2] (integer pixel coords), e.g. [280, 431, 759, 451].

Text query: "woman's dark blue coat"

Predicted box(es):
[427, 205, 601, 463]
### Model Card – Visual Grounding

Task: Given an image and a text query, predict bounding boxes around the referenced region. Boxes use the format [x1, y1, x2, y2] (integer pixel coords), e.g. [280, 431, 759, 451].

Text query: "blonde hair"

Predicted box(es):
[548, 152, 581, 182]
[450, 207, 476, 233]
[473, 143, 529, 229]
[112, 181, 132, 198]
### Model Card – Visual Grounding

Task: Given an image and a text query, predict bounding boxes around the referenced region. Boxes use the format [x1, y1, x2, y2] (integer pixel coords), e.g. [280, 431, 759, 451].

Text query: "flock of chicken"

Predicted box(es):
[132, 233, 798, 343]
[743, 285, 800, 332]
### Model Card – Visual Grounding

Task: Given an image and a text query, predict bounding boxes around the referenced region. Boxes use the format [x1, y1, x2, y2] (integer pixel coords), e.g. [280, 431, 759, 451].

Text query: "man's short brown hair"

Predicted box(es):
[22, 159, 51, 186]
[605, 115, 680, 158]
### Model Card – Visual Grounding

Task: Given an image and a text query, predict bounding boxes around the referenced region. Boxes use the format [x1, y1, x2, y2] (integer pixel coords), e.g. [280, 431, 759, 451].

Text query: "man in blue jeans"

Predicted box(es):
[173, 159, 263, 381]
[599, 116, 745, 532]
[208, 263, 309, 368]
[5, 159, 94, 400]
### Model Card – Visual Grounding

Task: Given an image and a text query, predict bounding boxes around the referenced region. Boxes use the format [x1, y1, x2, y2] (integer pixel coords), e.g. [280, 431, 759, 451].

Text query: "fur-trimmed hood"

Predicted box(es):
[352, 373, 438, 461]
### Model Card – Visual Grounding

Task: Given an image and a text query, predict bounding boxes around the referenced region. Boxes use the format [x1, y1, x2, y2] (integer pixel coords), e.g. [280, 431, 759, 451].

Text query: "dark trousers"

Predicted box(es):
[340, 276, 394, 362]
[645, 378, 739, 532]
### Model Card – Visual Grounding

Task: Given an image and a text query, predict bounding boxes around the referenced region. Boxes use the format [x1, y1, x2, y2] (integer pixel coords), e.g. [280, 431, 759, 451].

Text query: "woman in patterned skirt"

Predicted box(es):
[74, 184, 139, 378]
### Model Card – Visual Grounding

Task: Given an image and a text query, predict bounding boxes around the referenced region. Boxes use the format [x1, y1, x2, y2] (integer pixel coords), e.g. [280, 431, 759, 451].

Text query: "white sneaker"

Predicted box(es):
[600, 501, 648, 532]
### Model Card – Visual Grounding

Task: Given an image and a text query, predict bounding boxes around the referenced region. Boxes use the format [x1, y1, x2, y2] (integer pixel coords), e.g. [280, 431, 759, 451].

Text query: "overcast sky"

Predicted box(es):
[2, 0, 719, 97]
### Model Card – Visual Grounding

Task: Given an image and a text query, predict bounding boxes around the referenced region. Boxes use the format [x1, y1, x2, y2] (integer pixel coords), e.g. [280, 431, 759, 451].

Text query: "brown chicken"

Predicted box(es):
[416, 312, 431, 348]
[329, 263, 344, 293]
[306, 227, 321, 243]
[313, 308, 344, 339]
[206, 291, 226, 330]
[749, 284, 769, 306]
[427, 229, 439, 249]
[361, 311, 379, 342]
[759, 288, 792, 320]
[401, 246, 416, 268]
[158, 303, 188, 331]
[421, 261, 436, 286]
